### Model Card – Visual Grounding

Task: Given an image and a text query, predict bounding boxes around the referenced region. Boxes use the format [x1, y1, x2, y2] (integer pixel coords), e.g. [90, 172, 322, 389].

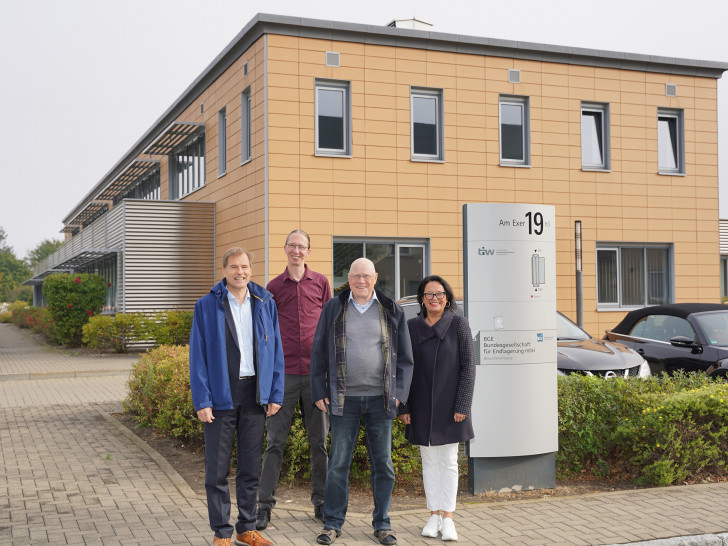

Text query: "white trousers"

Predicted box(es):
[420, 443, 459, 513]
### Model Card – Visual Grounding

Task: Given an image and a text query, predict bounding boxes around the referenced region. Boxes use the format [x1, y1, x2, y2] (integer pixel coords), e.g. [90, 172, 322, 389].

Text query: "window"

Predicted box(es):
[241, 88, 251, 164]
[411, 88, 443, 161]
[581, 102, 610, 170]
[332, 239, 428, 301]
[113, 170, 161, 205]
[170, 132, 206, 199]
[315, 80, 351, 156]
[499, 95, 530, 166]
[629, 315, 695, 342]
[721, 256, 728, 300]
[658, 108, 684, 174]
[218, 108, 226, 176]
[597, 244, 672, 308]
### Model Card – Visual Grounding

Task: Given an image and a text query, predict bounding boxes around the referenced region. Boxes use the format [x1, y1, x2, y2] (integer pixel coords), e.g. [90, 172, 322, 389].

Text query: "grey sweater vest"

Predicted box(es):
[345, 303, 384, 396]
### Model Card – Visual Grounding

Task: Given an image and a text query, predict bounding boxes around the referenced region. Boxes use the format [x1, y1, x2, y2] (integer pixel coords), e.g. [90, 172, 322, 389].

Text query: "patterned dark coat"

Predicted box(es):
[400, 310, 475, 446]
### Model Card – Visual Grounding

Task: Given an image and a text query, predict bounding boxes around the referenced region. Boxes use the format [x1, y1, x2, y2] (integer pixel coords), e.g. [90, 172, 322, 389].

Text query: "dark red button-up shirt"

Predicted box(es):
[267, 265, 331, 375]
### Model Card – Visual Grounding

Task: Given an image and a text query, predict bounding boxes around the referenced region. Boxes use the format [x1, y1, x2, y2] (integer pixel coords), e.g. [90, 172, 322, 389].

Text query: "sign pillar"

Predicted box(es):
[463, 203, 557, 493]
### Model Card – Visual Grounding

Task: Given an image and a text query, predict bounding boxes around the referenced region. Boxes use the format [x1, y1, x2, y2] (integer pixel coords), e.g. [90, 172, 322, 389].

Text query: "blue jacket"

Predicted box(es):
[189, 279, 285, 412]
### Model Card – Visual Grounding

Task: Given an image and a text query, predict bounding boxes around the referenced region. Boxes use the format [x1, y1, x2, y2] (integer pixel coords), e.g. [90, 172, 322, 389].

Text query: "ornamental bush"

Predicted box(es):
[43, 273, 106, 346]
[122, 345, 421, 486]
[7, 302, 59, 343]
[557, 371, 723, 485]
[82, 313, 145, 353]
[123, 345, 201, 442]
[145, 310, 194, 347]
[615, 383, 728, 486]
[81, 310, 193, 352]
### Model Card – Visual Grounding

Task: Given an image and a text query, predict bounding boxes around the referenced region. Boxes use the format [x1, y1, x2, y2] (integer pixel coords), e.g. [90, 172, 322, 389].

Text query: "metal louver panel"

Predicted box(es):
[121, 200, 215, 313]
[721, 219, 728, 254]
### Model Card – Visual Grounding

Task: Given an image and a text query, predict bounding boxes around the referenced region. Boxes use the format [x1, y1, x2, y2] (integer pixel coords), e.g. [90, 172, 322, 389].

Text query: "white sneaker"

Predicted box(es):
[422, 514, 442, 537]
[441, 517, 458, 541]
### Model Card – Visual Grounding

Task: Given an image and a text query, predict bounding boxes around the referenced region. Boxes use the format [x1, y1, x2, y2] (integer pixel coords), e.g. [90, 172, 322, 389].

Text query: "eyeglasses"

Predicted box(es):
[423, 292, 446, 300]
[349, 274, 375, 281]
[285, 243, 309, 251]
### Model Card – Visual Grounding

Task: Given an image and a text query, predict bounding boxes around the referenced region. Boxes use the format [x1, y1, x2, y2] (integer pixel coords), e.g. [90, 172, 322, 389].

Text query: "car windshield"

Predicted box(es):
[694, 311, 728, 347]
[557, 312, 590, 341]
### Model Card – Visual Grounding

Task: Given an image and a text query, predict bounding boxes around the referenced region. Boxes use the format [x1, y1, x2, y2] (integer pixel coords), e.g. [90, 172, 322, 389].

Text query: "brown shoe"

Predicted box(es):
[213, 538, 232, 546]
[235, 530, 274, 546]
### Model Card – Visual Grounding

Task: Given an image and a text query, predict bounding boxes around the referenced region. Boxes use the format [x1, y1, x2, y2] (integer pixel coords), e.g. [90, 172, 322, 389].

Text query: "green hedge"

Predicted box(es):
[82, 310, 193, 352]
[557, 372, 726, 485]
[123, 344, 421, 486]
[124, 346, 728, 488]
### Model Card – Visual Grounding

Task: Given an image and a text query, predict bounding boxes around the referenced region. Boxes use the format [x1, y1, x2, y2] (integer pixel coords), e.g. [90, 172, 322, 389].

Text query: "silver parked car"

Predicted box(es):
[398, 297, 650, 378]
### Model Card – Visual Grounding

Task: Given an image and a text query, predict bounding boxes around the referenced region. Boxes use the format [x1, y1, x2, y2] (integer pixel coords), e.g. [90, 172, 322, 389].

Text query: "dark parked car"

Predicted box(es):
[398, 297, 650, 378]
[605, 303, 728, 377]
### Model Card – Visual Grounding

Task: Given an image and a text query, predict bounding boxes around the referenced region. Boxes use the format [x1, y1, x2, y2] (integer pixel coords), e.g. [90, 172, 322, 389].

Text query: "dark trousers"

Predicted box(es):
[204, 376, 265, 538]
[258, 373, 329, 510]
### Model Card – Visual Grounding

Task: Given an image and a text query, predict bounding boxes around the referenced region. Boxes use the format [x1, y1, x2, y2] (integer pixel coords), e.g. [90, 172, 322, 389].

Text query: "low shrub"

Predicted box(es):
[0, 310, 12, 323]
[557, 371, 724, 485]
[615, 383, 728, 486]
[7, 303, 58, 343]
[146, 310, 194, 347]
[123, 345, 420, 486]
[82, 313, 145, 352]
[81, 310, 193, 352]
[123, 345, 201, 442]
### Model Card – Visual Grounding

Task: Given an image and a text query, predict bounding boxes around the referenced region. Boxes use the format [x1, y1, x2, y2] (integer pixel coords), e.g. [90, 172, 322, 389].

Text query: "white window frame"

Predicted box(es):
[596, 243, 674, 310]
[410, 87, 444, 162]
[499, 95, 530, 167]
[581, 102, 610, 171]
[241, 88, 251, 165]
[217, 107, 227, 177]
[315, 80, 351, 157]
[657, 108, 685, 175]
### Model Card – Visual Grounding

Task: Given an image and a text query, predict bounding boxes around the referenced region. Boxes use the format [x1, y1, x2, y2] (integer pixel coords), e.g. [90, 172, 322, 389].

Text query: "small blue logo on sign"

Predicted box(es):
[537, 332, 543, 342]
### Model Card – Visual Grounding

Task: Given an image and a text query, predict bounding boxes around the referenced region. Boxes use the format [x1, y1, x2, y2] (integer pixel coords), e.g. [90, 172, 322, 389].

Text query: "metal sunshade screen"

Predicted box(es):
[143, 122, 205, 156]
[122, 200, 215, 313]
[97, 159, 160, 201]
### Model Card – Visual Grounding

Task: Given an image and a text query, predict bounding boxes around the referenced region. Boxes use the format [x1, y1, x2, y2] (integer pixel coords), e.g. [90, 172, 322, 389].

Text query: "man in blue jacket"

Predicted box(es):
[189, 247, 284, 546]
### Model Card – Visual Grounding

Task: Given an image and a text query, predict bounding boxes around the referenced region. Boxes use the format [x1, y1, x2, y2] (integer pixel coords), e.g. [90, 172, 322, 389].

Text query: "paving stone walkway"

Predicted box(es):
[2, 322, 728, 545]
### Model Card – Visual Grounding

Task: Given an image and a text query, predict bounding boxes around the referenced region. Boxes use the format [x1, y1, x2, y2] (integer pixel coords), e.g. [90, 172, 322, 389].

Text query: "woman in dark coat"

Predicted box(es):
[399, 275, 475, 542]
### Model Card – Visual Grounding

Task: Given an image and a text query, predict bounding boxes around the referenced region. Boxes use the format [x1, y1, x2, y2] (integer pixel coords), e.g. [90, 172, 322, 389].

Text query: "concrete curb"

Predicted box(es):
[0, 369, 132, 381]
[608, 534, 728, 545]
[100, 411, 199, 499]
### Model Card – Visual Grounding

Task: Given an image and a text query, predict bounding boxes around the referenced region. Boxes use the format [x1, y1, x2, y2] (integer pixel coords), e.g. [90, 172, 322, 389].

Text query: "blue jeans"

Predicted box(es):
[323, 395, 394, 532]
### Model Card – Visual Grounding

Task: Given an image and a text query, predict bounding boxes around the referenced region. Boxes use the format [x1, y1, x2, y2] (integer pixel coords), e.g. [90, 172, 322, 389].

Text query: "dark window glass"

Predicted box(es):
[501, 103, 524, 161]
[399, 246, 424, 298]
[413, 95, 438, 156]
[318, 88, 345, 151]
[597, 249, 618, 304]
[333, 242, 363, 294]
[620, 247, 645, 306]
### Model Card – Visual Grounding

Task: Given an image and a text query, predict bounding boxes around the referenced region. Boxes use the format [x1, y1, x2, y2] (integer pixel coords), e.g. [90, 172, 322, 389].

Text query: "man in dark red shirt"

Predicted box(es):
[256, 229, 331, 530]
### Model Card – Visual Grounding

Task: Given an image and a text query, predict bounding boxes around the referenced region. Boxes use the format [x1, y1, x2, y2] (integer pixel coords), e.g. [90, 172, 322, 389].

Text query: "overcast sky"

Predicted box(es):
[1, 0, 727, 259]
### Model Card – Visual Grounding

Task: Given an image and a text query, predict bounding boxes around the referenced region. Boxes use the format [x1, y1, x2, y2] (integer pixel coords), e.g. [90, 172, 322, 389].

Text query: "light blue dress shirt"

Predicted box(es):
[227, 289, 255, 377]
[349, 291, 378, 314]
